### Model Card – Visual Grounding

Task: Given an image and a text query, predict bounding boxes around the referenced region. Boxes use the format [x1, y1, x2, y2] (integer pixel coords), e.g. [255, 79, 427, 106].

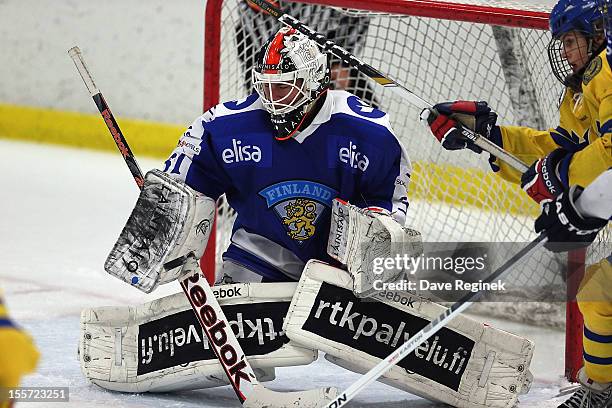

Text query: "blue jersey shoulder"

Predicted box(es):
[327, 90, 401, 147]
[202, 93, 271, 136]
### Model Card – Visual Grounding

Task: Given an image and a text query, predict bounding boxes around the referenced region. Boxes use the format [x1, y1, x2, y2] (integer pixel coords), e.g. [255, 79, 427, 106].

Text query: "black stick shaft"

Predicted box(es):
[91, 93, 144, 189]
[68, 46, 144, 189]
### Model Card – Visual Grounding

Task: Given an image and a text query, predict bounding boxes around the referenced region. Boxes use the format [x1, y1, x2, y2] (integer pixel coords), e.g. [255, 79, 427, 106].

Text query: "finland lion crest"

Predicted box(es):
[283, 198, 317, 240]
[259, 180, 338, 244]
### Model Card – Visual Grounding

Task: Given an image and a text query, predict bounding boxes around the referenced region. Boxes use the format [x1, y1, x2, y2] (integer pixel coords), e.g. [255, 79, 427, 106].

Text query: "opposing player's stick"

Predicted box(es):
[247, 0, 529, 172]
[68, 46, 336, 408]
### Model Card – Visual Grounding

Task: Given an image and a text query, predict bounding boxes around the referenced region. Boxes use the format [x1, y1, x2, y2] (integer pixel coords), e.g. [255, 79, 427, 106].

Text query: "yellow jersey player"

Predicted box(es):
[534, 169, 611, 407]
[421, 0, 610, 194]
[421, 0, 611, 406]
[0, 292, 39, 408]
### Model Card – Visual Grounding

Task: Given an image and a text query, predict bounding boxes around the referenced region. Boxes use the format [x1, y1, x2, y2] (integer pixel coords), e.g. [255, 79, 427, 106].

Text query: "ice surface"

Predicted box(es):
[0, 139, 573, 407]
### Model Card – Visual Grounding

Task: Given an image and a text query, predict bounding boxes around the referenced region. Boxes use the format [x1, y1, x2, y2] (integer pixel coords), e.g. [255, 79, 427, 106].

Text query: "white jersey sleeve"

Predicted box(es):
[578, 169, 612, 220]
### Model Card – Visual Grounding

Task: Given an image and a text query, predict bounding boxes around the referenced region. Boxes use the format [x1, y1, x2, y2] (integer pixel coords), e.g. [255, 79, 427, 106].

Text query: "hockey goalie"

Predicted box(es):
[79, 26, 534, 407]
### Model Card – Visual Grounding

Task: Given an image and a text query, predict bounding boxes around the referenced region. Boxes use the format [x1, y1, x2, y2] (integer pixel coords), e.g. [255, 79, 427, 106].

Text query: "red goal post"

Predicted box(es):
[201, 0, 605, 383]
[203, 0, 553, 109]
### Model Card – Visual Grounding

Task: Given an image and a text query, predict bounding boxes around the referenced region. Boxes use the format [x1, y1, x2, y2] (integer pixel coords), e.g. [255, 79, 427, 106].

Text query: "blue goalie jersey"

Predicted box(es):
[163, 90, 412, 281]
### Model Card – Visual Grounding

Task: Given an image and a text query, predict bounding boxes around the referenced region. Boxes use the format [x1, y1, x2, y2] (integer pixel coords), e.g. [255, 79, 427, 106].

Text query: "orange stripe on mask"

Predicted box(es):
[263, 28, 296, 74]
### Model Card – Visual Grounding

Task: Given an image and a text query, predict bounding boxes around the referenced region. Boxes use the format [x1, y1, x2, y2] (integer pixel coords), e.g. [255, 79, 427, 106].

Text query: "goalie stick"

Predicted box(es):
[67, 48, 145, 188]
[246, 0, 529, 173]
[68, 46, 336, 408]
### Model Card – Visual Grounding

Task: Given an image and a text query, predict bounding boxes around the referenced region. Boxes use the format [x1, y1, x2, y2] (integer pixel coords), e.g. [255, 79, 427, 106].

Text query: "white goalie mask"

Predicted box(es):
[252, 27, 330, 140]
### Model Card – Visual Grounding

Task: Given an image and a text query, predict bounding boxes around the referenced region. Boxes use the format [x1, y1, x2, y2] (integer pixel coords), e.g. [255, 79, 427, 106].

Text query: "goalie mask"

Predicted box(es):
[252, 27, 330, 141]
[547, 0, 604, 91]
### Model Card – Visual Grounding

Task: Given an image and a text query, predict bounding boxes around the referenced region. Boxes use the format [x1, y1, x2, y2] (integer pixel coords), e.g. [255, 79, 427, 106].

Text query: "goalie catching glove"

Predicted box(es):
[420, 101, 500, 153]
[105, 169, 216, 293]
[327, 199, 423, 297]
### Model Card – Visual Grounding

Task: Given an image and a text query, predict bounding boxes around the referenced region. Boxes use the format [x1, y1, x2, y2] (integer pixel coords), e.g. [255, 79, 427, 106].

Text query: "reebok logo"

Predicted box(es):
[540, 160, 557, 195]
[212, 286, 243, 299]
[375, 291, 418, 308]
[183, 273, 250, 391]
[195, 219, 210, 236]
[101, 108, 129, 158]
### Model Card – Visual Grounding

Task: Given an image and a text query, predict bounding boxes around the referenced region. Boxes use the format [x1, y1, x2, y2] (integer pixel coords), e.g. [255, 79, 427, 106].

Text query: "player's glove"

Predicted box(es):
[535, 185, 608, 252]
[420, 101, 499, 153]
[520, 148, 569, 204]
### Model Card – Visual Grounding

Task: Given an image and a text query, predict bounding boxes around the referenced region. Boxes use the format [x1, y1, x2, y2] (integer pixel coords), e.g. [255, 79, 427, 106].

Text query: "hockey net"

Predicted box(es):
[203, 0, 611, 381]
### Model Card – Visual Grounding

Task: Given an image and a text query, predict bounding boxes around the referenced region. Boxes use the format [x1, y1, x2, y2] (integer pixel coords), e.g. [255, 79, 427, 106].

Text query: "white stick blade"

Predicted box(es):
[243, 384, 338, 408]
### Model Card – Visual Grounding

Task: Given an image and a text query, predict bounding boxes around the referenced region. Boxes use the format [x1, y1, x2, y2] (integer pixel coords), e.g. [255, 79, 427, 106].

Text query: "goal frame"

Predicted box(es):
[203, 0, 552, 108]
[201, 0, 585, 383]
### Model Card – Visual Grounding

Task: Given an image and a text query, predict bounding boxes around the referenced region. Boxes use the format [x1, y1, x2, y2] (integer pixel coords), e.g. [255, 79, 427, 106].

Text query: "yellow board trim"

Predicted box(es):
[0, 305, 8, 319]
[0, 103, 538, 217]
[0, 103, 183, 158]
[411, 161, 540, 218]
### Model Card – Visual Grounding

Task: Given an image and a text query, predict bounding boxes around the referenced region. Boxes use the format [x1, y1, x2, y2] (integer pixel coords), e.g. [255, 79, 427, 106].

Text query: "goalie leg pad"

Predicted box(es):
[79, 282, 317, 393]
[104, 169, 216, 293]
[284, 260, 534, 408]
[327, 198, 423, 297]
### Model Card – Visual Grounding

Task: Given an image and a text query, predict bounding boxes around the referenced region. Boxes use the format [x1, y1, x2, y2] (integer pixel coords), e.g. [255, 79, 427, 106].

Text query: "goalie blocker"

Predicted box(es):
[104, 169, 216, 293]
[79, 282, 318, 392]
[285, 260, 534, 408]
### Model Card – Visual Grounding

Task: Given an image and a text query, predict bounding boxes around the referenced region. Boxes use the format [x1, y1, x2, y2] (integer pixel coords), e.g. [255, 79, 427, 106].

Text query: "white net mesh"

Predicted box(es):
[208, 0, 610, 327]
